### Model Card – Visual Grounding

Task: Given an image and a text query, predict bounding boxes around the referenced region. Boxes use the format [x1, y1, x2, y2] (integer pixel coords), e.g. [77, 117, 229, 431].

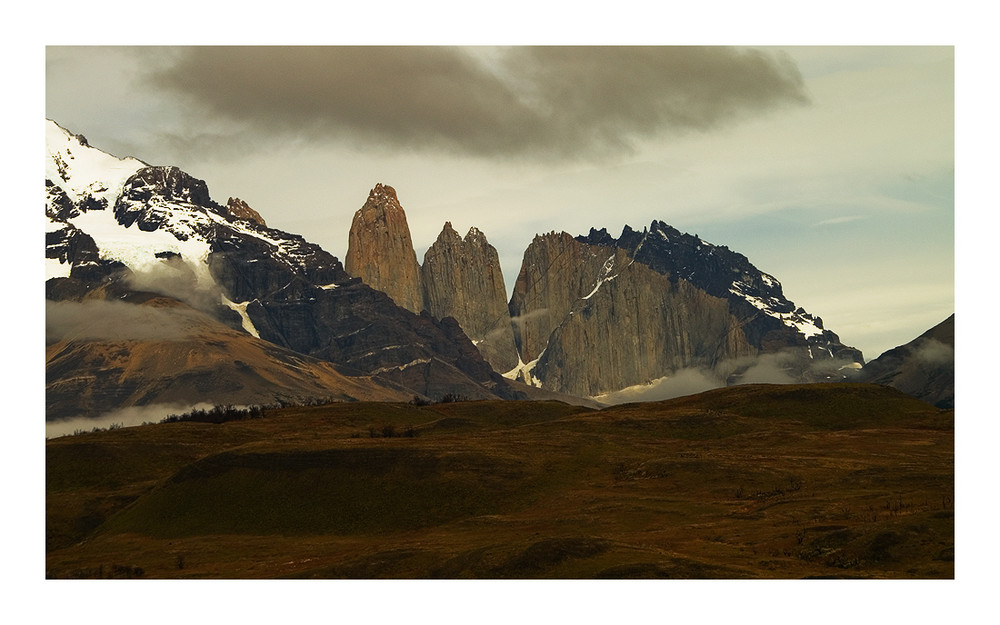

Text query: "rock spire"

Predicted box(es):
[344, 184, 424, 314]
[423, 222, 519, 372]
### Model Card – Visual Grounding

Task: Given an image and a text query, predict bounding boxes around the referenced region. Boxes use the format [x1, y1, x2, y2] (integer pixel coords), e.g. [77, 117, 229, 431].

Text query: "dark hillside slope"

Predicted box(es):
[47, 385, 952, 579]
[46, 290, 416, 421]
[857, 315, 954, 408]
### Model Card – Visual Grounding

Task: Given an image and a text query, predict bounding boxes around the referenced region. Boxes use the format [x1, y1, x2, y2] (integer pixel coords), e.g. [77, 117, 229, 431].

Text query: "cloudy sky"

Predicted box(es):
[44, 43, 953, 361]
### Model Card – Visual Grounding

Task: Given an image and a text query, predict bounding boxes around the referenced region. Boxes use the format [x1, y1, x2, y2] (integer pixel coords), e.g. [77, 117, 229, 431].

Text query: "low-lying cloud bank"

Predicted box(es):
[45, 402, 215, 439]
[47, 259, 225, 344]
[593, 350, 862, 405]
[46, 298, 206, 343]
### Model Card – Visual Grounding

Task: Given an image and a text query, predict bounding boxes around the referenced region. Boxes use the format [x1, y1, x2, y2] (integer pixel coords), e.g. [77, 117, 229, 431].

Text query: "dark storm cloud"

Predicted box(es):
[151, 46, 808, 159]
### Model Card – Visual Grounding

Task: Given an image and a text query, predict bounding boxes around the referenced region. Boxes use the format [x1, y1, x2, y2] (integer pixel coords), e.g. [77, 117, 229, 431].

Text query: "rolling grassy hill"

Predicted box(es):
[46, 384, 953, 578]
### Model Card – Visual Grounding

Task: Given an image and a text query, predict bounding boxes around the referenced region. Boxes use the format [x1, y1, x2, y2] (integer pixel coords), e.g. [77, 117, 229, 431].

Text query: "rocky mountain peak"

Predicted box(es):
[344, 183, 424, 313]
[508, 220, 865, 398]
[437, 221, 462, 243]
[422, 221, 519, 373]
[225, 197, 267, 227]
[465, 226, 488, 246]
[368, 182, 398, 203]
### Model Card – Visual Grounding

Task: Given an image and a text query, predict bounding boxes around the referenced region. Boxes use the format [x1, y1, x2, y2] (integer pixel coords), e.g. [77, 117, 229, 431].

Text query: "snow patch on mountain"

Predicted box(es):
[222, 296, 261, 338]
[503, 352, 544, 387]
[729, 281, 823, 338]
[583, 254, 619, 300]
[69, 205, 215, 286]
[46, 257, 72, 280]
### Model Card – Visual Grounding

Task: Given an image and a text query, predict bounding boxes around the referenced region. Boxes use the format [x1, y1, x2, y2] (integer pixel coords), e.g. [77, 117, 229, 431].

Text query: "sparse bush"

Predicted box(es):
[160, 404, 266, 425]
[381, 424, 396, 438]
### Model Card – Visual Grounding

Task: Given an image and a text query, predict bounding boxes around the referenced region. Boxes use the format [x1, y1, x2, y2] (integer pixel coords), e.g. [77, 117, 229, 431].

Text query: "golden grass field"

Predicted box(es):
[45, 383, 953, 579]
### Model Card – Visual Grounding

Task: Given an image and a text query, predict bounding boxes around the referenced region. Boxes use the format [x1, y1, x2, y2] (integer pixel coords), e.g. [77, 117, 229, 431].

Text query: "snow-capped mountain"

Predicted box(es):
[45, 120, 521, 421]
[46, 120, 342, 315]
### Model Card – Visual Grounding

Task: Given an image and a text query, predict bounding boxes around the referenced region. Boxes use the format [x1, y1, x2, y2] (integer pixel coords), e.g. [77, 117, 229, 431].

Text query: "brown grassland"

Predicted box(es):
[45, 383, 953, 579]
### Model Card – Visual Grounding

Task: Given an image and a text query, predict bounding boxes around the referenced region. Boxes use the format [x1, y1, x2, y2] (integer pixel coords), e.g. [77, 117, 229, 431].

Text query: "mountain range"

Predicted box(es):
[44, 119, 952, 422]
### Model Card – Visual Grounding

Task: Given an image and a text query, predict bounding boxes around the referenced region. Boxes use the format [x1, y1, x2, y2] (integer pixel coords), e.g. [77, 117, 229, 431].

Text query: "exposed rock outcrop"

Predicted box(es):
[225, 197, 266, 227]
[583, 222, 864, 364]
[344, 184, 424, 314]
[422, 222, 519, 373]
[533, 262, 754, 398]
[114, 166, 217, 231]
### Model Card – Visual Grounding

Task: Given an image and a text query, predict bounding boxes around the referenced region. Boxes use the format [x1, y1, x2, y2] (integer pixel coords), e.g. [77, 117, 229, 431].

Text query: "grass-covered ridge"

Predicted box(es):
[46, 385, 953, 579]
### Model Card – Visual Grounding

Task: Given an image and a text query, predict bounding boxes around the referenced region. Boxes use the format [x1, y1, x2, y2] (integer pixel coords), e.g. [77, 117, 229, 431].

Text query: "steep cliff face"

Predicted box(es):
[508, 224, 863, 398]
[508, 233, 754, 395]
[580, 222, 864, 365]
[344, 184, 424, 314]
[422, 222, 519, 373]
[508, 232, 628, 365]
[345, 186, 520, 374]
[533, 262, 755, 398]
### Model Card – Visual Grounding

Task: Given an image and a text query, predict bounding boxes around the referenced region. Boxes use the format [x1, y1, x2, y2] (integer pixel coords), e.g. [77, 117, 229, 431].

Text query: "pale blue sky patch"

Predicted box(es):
[815, 215, 868, 226]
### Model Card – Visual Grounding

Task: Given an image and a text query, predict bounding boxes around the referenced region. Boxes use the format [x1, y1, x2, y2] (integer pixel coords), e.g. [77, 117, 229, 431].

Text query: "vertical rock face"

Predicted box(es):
[508, 232, 629, 364]
[422, 222, 519, 373]
[344, 184, 424, 314]
[344, 185, 520, 374]
[531, 259, 755, 397]
[508, 232, 754, 395]
[509, 223, 862, 398]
